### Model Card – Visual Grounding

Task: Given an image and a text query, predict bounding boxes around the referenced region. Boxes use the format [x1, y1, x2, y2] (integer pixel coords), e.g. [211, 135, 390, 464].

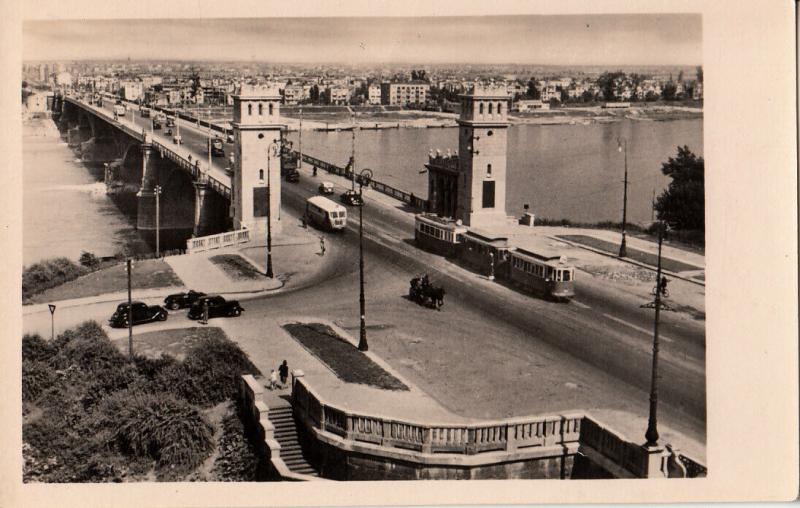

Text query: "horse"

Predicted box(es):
[422, 284, 445, 310]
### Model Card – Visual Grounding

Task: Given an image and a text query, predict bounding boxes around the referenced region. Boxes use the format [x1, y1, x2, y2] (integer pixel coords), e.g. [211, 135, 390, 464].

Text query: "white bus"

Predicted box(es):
[113, 104, 126, 117]
[305, 196, 347, 231]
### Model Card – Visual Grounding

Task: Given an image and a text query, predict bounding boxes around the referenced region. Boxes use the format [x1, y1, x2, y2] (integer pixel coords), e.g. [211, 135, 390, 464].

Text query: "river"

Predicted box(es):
[22, 117, 149, 267]
[287, 118, 703, 224]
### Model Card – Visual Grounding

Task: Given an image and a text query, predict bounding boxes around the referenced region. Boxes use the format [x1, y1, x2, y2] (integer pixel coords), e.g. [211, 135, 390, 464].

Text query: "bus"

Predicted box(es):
[414, 213, 467, 258]
[208, 138, 225, 157]
[508, 247, 575, 300]
[305, 196, 347, 231]
[113, 104, 126, 117]
[140, 106, 151, 118]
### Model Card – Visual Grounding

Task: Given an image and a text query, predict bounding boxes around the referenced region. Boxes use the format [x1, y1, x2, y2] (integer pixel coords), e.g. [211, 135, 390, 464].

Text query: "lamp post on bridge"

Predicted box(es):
[154, 185, 162, 257]
[645, 220, 667, 447]
[357, 168, 373, 352]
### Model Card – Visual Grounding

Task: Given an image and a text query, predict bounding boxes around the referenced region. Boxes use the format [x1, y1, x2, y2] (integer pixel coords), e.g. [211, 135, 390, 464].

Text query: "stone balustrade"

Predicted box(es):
[187, 227, 251, 254]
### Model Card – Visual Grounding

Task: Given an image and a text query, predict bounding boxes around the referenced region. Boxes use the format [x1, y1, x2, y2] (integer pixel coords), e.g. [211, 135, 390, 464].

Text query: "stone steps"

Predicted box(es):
[268, 405, 319, 478]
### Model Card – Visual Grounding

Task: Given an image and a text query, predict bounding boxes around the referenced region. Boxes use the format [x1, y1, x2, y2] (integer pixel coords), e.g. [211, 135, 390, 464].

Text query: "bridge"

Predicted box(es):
[53, 91, 430, 251]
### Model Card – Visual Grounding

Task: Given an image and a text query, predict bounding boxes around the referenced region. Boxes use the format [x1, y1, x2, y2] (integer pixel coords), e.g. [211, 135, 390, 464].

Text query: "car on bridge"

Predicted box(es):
[163, 289, 206, 310]
[208, 138, 225, 157]
[108, 301, 168, 328]
[141, 107, 151, 118]
[187, 295, 244, 320]
[318, 181, 335, 195]
[340, 189, 364, 207]
[166, 116, 176, 128]
[285, 168, 300, 183]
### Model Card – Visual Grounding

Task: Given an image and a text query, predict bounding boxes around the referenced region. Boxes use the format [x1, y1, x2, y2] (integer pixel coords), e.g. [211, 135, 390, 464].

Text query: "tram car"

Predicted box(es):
[413, 213, 468, 258]
[460, 230, 512, 278]
[305, 196, 347, 231]
[508, 247, 575, 300]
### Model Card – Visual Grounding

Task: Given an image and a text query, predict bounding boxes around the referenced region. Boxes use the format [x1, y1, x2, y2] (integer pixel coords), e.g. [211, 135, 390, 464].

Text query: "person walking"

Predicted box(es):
[279, 360, 289, 388]
[201, 299, 209, 325]
[268, 369, 279, 390]
[319, 236, 326, 256]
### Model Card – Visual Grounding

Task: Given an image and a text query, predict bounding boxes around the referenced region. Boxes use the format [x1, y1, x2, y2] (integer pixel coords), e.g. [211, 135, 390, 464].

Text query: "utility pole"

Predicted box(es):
[617, 137, 629, 257]
[645, 221, 665, 447]
[155, 185, 162, 257]
[126, 259, 133, 360]
[351, 112, 356, 191]
[651, 187, 656, 222]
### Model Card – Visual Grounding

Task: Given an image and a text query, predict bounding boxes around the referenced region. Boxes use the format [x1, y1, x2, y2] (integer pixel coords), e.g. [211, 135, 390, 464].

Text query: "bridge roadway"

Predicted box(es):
[69, 95, 707, 453]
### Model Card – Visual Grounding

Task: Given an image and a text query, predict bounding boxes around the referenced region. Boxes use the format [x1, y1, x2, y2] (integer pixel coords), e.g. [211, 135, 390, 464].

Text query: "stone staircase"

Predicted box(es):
[268, 402, 319, 477]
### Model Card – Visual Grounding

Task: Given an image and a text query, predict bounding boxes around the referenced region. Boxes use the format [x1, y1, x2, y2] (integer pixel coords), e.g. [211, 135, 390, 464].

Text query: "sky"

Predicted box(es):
[23, 14, 702, 66]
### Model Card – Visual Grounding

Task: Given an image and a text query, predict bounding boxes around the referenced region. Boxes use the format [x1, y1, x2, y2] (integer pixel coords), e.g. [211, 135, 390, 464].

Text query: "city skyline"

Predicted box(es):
[23, 14, 702, 66]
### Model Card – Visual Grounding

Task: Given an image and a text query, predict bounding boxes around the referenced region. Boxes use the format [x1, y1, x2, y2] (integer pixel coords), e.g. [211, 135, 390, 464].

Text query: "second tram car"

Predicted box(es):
[414, 213, 467, 257]
[306, 196, 347, 231]
[460, 230, 512, 277]
[508, 247, 575, 300]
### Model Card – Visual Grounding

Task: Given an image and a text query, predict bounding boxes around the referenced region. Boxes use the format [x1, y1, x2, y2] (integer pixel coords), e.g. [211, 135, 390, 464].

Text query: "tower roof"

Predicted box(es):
[234, 84, 281, 99]
[459, 83, 510, 100]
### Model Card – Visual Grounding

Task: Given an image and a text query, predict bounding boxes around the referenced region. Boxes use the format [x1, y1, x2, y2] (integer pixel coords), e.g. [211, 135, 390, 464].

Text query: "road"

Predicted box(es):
[80, 99, 707, 451]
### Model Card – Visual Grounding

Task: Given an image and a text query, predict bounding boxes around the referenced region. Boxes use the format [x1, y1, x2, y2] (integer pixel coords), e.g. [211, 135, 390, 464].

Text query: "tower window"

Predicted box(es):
[479, 103, 483, 115]
[259, 169, 264, 181]
[488, 103, 493, 115]
[497, 103, 503, 115]
[482, 181, 495, 209]
[269, 103, 274, 115]
[487, 130, 493, 136]
[487, 163, 492, 175]
[258, 103, 263, 115]
[247, 104, 252, 115]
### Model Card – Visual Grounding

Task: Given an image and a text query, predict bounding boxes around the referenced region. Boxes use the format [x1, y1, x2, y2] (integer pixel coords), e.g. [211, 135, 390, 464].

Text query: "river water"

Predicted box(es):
[287, 118, 703, 224]
[22, 118, 149, 266]
[22, 116, 701, 266]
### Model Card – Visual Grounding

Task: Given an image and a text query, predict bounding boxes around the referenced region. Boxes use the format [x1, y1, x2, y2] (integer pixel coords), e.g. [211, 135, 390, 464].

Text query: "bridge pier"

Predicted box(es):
[136, 139, 157, 230]
[193, 182, 213, 237]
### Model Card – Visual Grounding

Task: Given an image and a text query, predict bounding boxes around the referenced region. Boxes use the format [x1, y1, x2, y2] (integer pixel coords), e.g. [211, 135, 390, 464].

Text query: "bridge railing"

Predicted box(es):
[186, 228, 252, 254]
[292, 150, 429, 210]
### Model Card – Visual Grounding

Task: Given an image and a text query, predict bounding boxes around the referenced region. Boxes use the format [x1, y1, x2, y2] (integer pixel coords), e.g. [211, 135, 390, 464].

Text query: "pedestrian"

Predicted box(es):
[269, 369, 279, 390]
[661, 276, 669, 295]
[279, 360, 289, 388]
[201, 299, 209, 325]
[320, 236, 326, 256]
[313, 166, 318, 177]
[301, 215, 308, 229]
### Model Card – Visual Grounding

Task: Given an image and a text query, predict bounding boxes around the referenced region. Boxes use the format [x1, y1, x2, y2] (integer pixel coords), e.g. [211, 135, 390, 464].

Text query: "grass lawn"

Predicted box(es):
[284, 323, 408, 391]
[557, 235, 702, 273]
[209, 254, 263, 280]
[114, 326, 227, 361]
[27, 259, 183, 304]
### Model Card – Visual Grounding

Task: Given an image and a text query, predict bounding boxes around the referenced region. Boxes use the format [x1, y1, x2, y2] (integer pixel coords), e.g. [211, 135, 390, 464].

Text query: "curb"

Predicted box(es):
[551, 235, 705, 287]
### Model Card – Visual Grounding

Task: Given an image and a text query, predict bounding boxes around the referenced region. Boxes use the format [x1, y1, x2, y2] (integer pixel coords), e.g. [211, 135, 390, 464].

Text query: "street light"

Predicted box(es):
[357, 168, 373, 352]
[617, 137, 629, 257]
[264, 140, 279, 278]
[154, 185, 162, 257]
[47, 304, 56, 341]
[645, 220, 666, 447]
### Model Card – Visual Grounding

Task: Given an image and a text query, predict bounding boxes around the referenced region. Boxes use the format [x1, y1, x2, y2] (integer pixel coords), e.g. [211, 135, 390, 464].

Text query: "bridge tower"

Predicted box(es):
[455, 84, 511, 229]
[231, 85, 284, 234]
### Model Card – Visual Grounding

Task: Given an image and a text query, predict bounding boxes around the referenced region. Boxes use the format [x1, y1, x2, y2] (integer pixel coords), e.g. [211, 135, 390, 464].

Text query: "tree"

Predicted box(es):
[596, 71, 626, 102]
[309, 84, 319, 103]
[654, 146, 704, 231]
[696, 65, 703, 83]
[661, 81, 677, 101]
[526, 78, 540, 100]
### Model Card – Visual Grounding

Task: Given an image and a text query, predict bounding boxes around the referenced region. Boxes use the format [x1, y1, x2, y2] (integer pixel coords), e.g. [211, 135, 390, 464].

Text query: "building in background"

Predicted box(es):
[381, 81, 431, 107]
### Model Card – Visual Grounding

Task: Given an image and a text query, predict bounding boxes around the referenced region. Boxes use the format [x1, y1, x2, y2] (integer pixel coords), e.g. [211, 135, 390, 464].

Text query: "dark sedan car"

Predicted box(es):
[340, 190, 364, 207]
[163, 290, 207, 310]
[187, 295, 244, 320]
[109, 301, 168, 328]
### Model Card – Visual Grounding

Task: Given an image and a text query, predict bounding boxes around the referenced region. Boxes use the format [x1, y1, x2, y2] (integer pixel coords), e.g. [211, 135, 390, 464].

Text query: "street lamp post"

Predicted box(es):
[126, 258, 133, 360]
[357, 168, 373, 352]
[299, 108, 303, 171]
[265, 141, 278, 278]
[645, 221, 666, 447]
[48, 304, 56, 341]
[617, 137, 629, 258]
[154, 185, 162, 257]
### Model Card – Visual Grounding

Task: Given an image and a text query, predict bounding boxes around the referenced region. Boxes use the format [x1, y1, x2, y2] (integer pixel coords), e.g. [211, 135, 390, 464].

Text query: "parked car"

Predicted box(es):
[318, 181, 334, 195]
[340, 190, 364, 206]
[187, 295, 244, 320]
[163, 290, 206, 310]
[108, 301, 168, 328]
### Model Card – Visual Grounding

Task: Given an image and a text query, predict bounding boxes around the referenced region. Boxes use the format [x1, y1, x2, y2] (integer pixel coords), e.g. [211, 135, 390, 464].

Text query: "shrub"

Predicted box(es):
[22, 333, 56, 363]
[22, 360, 57, 402]
[181, 336, 261, 406]
[22, 257, 87, 299]
[108, 390, 214, 471]
[78, 251, 100, 268]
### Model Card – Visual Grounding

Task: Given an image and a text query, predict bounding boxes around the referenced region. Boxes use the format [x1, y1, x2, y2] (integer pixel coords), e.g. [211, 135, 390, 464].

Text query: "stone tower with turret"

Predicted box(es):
[231, 84, 284, 234]
[455, 84, 510, 229]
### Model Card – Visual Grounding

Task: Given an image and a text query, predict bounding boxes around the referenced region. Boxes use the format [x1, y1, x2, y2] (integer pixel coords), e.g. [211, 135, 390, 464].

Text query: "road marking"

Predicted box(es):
[602, 313, 674, 343]
[571, 299, 591, 310]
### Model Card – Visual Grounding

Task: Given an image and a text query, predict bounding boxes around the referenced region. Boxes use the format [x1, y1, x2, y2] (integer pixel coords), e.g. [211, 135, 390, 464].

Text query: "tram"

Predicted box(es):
[306, 196, 347, 231]
[508, 247, 575, 300]
[413, 213, 467, 257]
[460, 230, 511, 277]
